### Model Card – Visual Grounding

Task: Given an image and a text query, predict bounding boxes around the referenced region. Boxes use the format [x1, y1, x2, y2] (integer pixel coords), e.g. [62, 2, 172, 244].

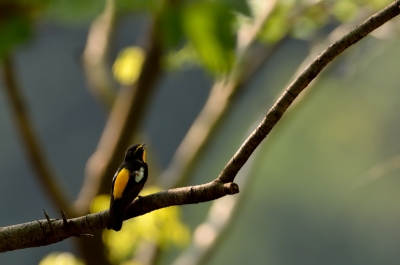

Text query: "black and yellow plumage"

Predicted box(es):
[107, 143, 148, 231]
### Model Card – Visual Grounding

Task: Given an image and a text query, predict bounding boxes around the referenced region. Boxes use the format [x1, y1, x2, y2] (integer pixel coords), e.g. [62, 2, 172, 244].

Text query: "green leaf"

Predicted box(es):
[115, 0, 160, 12]
[163, 44, 199, 71]
[218, 0, 252, 17]
[45, 0, 105, 22]
[183, 1, 236, 75]
[159, 6, 184, 48]
[258, 3, 291, 44]
[291, 16, 319, 40]
[0, 9, 32, 59]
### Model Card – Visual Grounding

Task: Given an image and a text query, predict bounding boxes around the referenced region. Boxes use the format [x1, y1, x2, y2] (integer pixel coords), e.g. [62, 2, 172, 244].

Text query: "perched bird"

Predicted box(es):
[107, 143, 148, 231]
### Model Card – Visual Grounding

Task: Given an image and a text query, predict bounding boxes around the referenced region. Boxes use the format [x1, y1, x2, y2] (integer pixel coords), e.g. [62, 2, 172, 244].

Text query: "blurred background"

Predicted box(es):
[1, 0, 400, 264]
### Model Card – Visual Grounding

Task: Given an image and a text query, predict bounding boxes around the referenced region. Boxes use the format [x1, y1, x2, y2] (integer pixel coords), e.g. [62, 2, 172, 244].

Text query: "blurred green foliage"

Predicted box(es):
[114, 0, 159, 13]
[182, 2, 236, 74]
[2, 0, 400, 264]
[219, 0, 251, 16]
[0, 1, 36, 59]
[45, 0, 105, 22]
[259, 0, 393, 42]
[0, 0, 394, 65]
[0, 13, 31, 59]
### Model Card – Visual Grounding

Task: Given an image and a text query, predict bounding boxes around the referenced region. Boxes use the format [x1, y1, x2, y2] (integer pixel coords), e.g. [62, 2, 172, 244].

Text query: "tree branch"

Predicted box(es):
[1, 0, 399, 255]
[75, 15, 163, 214]
[217, 0, 400, 184]
[171, 12, 377, 263]
[76, 13, 164, 265]
[158, 0, 280, 189]
[2, 57, 73, 216]
[83, 0, 117, 111]
[0, 181, 238, 253]
[173, 134, 257, 265]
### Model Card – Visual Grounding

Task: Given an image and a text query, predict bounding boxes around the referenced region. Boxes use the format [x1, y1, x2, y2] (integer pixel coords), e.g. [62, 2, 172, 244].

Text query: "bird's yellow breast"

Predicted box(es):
[113, 168, 130, 199]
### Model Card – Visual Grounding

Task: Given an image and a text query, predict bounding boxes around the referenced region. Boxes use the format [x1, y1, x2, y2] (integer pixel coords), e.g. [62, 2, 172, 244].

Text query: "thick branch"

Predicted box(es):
[0, 181, 238, 253]
[217, 0, 400, 184]
[2, 57, 73, 216]
[1, 0, 399, 255]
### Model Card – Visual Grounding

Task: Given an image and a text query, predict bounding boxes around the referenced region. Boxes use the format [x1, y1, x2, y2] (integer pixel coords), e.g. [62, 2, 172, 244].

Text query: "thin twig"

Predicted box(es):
[277, 13, 367, 109]
[2, 57, 73, 216]
[60, 209, 69, 229]
[237, 0, 278, 52]
[151, 2, 400, 263]
[158, 80, 238, 188]
[217, 0, 400, 184]
[173, 127, 258, 265]
[171, 12, 376, 264]
[1, 0, 398, 256]
[158, 1, 280, 189]
[43, 209, 54, 233]
[75, 234, 94, 237]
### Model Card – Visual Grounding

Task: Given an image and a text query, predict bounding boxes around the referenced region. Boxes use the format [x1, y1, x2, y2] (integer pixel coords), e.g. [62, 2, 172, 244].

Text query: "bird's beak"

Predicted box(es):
[141, 143, 147, 162]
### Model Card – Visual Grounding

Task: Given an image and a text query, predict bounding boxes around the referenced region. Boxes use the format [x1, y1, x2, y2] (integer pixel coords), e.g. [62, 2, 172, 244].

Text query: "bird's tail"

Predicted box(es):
[107, 209, 124, 231]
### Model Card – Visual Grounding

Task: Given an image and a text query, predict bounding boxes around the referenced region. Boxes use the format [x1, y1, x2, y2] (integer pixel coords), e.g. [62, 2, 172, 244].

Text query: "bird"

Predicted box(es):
[107, 143, 148, 231]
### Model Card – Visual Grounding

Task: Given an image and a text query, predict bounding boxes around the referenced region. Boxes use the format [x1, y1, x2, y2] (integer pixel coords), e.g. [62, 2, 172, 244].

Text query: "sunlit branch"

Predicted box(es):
[158, 1, 280, 190]
[74, 14, 164, 265]
[83, 0, 117, 111]
[131, 241, 161, 265]
[173, 130, 258, 265]
[156, 3, 400, 262]
[237, 0, 278, 52]
[171, 11, 380, 264]
[1, 0, 399, 256]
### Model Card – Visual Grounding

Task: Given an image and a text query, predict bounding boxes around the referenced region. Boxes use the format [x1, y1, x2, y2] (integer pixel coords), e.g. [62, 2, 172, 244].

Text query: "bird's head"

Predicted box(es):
[124, 143, 146, 163]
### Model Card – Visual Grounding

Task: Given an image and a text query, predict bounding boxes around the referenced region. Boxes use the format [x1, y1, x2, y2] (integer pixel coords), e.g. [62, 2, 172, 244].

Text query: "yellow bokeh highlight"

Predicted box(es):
[90, 194, 110, 213]
[113, 46, 145, 85]
[39, 252, 84, 265]
[102, 186, 190, 264]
